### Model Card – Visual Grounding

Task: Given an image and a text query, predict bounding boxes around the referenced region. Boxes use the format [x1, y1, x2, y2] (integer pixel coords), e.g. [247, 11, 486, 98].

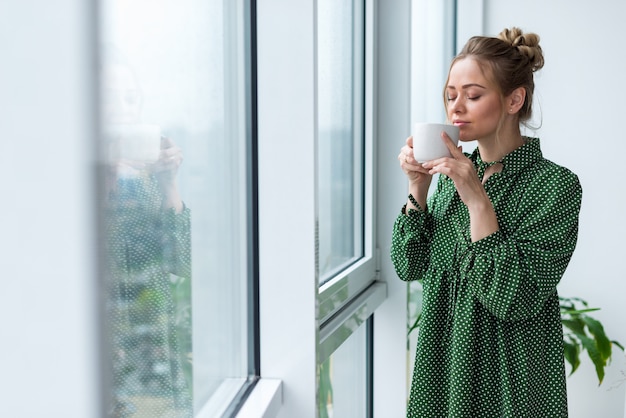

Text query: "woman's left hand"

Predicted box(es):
[421, 132, 485, 209]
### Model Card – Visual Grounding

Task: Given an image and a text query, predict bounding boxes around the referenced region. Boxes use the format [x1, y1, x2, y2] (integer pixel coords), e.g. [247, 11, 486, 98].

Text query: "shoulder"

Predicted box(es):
[519, 158, 582, 206]
[525, 158, 580, 187]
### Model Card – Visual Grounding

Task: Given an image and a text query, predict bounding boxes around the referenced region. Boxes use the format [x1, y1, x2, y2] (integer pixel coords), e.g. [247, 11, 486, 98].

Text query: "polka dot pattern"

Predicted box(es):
[391, 138, 582, 418]
[105, 173, 193, 417]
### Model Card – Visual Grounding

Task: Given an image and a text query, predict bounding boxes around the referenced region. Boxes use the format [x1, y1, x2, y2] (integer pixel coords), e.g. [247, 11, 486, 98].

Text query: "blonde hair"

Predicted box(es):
[444, 27, 545, 127]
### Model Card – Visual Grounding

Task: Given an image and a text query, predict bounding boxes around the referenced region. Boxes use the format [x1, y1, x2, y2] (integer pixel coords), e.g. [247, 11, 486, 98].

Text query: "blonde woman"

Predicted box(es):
[393, 28, 581, 417]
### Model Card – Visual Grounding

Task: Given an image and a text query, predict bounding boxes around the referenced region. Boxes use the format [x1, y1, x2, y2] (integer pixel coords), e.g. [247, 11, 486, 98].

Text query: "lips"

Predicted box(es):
[453, 121, 469, 126]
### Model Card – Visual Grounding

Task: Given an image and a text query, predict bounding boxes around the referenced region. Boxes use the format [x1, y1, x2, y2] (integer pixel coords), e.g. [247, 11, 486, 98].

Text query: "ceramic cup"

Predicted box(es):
[412, 122, 460, 162]
[105, 123, 162, 163]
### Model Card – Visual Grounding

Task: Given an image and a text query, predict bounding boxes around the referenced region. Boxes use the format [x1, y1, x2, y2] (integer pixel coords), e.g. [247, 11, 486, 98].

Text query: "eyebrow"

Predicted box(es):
[446, 83, 487, 90]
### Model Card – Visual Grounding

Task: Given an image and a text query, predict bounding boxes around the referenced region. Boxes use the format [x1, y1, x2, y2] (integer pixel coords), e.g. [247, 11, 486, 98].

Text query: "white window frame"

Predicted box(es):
[253, 0, 382, 416]
[254, 0, 320, 415]
[317, 0, 382, 355]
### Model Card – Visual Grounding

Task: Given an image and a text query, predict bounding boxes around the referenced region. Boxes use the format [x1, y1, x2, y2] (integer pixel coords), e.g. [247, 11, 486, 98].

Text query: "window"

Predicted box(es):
[317, 0, 365, 286]
[97, 0, 255, 416]
[317, 0, 377, 324]
[316, 0, 382, 416]
[319, 320, 371, 418]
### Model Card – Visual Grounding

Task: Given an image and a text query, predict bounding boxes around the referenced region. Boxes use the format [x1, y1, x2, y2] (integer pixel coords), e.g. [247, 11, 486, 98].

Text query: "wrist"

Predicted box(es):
[468, 194, 499, 242]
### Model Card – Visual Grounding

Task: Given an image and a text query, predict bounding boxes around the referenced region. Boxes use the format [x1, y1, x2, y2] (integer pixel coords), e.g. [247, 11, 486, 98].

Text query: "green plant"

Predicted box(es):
[560, 296, 624, 385]
[318, 359, 333, 418]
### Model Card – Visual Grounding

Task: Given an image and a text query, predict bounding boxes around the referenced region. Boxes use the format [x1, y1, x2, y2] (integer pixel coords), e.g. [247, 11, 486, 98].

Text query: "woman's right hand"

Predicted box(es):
[398, 136, 433, 211]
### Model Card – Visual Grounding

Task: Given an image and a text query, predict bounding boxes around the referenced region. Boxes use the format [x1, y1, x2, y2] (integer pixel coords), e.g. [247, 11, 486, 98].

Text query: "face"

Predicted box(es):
[445, 58, 503, 143]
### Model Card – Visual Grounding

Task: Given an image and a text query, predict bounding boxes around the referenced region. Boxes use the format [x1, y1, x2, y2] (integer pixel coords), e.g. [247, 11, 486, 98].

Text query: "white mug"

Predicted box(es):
[412, 123, 459, 162]
[105, 123, 162, 163]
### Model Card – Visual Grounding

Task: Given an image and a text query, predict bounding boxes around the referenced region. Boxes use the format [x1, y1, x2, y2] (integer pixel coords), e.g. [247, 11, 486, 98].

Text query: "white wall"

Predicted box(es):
[0, 1, 101, 417]
[480, 1, 626, 416]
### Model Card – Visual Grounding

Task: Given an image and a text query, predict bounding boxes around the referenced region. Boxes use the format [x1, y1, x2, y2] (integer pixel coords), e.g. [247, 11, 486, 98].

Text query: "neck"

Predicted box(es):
[476, 123, 524, 162]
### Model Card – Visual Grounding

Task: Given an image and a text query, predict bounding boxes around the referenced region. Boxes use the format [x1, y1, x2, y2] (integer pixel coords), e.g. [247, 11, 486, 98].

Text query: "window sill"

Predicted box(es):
[235, 379, 282, 418]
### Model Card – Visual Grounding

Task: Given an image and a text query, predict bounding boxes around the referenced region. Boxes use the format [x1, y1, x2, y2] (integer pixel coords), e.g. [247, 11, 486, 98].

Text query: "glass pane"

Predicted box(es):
[317, 0, 364, 285]
[98, 0, 250, 416]
[318, 323, 368, 418]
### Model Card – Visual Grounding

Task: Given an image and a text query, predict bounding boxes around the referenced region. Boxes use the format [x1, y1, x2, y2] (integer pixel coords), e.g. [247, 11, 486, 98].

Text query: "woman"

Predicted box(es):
[102, 51, 193, 417]
[392, 27, 582, 417]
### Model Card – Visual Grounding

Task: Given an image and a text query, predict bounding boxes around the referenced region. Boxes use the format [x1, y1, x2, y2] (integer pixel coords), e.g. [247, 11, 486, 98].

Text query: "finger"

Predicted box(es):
[427, 162, 453, 177]
[412, 163, 431, 174]
[403, 157, 430, 173]
[398, 148, 414, 164]
[440, 132, 463, 158]
[160, 146, 182, 159]
[161, 136, 175, 149]
[406, 135, 414, 148]
[421, 156, 449, 169]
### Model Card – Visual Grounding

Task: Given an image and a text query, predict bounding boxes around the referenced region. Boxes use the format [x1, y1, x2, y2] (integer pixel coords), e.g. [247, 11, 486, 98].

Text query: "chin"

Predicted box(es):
[458, 134, 474, 142]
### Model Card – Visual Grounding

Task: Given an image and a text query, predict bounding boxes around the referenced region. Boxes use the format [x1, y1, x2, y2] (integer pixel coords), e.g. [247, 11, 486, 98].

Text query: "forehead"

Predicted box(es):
[447, 58, 493, 88]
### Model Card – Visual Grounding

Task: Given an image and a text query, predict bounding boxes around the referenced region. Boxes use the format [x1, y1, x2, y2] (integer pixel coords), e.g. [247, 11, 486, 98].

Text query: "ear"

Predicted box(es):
[506, 87, 526, 114]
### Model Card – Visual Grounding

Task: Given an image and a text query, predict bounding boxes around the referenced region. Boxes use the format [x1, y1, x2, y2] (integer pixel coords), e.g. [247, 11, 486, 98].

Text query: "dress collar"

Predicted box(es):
[470, 136, 543, 177]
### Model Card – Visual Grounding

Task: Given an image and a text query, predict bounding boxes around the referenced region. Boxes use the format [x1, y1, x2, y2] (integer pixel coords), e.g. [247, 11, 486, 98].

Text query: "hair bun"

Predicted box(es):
[498, 27, 544, 72]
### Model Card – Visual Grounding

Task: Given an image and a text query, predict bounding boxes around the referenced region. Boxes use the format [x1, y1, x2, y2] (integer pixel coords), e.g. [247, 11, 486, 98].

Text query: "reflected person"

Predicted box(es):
[101, 50, 192, 417]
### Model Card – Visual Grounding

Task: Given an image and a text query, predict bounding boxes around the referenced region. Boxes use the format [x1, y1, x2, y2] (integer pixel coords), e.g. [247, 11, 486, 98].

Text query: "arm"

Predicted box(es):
[391, 175, 448, 281]
[392, 136, 438, 281]
[459, 169, 582, 321]
[391, 207, 432, 282]
[161, 204, 192, 279]
[154, 136, 190, 277]
[153, 136, 184, 213]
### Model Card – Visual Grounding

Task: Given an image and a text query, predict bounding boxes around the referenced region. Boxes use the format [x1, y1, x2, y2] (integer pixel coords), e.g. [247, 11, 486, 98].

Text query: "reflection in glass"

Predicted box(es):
[99, 0, 249, 416]
[317, 0, 365, 285]
[101, 44, 193, 418]
[318, 322, 368, 418]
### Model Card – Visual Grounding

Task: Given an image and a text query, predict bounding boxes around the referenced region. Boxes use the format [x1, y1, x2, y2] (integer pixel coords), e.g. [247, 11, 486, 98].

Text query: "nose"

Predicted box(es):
[448, 97, 464, 114]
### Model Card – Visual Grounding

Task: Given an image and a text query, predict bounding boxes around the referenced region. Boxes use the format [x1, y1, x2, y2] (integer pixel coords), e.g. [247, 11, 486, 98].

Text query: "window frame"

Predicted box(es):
[246, 0, 384, 416]
[317, 0, 381, 354]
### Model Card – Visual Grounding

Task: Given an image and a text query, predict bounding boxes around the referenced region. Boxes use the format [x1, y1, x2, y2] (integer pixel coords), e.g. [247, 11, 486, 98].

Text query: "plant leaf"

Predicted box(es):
[582, 316, 612, 361]
[561, 318, 586, 336]
[560, 308, 601, 315]
[563, 339, 581, 376]
[578, 334, 606, 385]
[407, 313, 421, 336]
[611, 340, 625, 351]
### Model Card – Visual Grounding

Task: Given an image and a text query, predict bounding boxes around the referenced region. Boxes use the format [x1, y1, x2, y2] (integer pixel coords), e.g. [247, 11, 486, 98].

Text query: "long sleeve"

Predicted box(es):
[391, 175, 449, 281]
[459, 166, 582, 321]
[162, 204, 192, 279]
[391, 207, 432, 281]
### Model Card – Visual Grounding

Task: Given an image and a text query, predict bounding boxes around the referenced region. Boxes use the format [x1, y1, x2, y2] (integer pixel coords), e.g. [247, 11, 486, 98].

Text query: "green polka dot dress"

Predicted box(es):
[391, 138, 582, 418]
[105, 173, 193, 417]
